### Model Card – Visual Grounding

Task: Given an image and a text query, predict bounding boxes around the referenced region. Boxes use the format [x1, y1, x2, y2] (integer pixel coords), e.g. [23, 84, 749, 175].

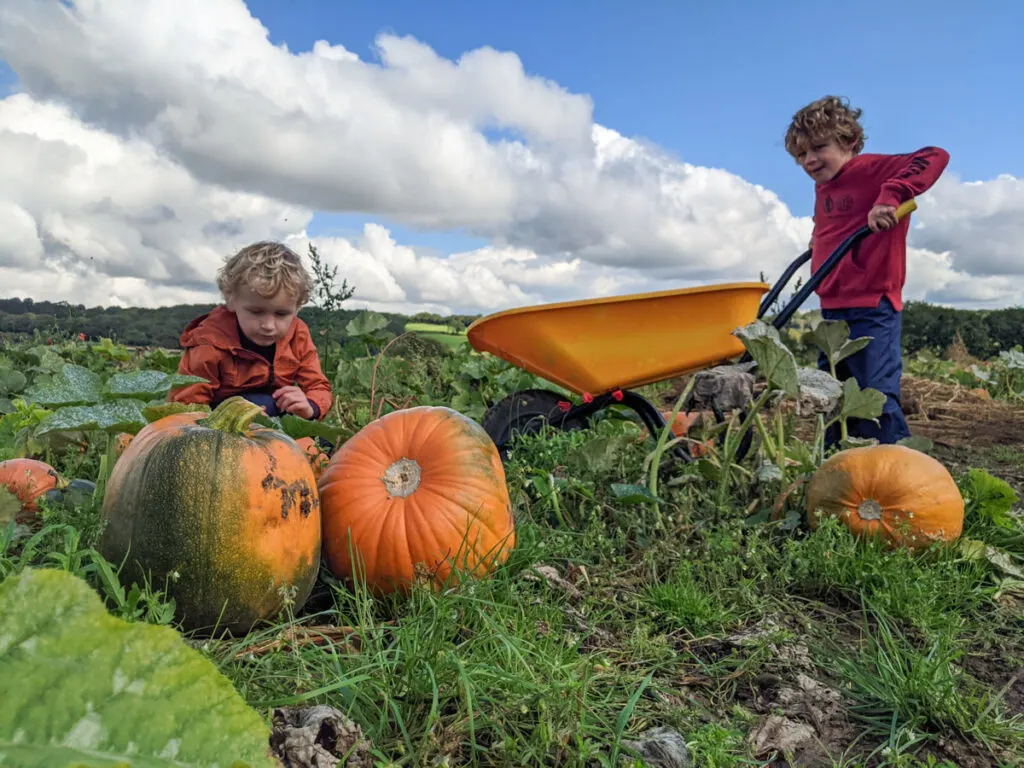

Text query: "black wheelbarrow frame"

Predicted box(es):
[478, 200, 917, 463]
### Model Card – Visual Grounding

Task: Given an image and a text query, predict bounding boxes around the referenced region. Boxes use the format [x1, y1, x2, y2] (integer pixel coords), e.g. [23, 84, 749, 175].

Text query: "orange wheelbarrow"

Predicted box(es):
[467, 200, 918, 462]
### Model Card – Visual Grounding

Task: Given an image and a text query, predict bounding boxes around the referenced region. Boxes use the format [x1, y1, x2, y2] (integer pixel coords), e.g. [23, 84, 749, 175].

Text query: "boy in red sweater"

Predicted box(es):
[785, 96, 949, 447]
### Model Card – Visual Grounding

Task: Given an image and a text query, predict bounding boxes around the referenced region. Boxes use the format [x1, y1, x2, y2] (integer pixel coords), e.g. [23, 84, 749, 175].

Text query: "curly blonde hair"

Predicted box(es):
[785, 95, 866, 157]
[217, 241, 314, 307]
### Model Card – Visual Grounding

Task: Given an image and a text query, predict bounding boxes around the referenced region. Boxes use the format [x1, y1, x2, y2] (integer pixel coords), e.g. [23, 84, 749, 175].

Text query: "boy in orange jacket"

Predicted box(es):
[170, 241, 333, 420]
[785, 96, 949, 447]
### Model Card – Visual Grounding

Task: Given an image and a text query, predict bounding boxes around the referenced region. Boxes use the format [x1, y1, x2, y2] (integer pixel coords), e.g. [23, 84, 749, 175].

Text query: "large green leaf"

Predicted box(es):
[35, 400, 149, 436]
[733, 321, 799, 397]
[838, 378, 887, 422]
[802, 319, 872, 366]
[23, 364, 103, 407]
[0, 567, 275, 767]
[105, 371, 208, 400]
[345, 311, 389, 338]
[252, 413, 344, 445]
[0, 363, 27, 395]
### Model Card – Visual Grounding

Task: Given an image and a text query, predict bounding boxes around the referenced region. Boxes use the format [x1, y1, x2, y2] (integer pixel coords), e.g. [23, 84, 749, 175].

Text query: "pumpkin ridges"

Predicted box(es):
[805, 444, 963, 548]
[318, 405, 514, 594]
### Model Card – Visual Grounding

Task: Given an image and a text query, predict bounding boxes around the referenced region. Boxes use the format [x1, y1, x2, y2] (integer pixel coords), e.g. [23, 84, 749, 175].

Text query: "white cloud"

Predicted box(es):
[0, 0, 1022, 316]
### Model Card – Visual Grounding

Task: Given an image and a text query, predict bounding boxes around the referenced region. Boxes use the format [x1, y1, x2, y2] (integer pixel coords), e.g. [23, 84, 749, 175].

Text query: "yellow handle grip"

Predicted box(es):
[895, 199, 917, 221]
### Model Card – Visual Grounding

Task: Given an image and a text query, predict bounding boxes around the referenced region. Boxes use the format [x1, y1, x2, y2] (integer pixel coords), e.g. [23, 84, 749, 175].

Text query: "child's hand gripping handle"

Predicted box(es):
[893, 199, 917, 222]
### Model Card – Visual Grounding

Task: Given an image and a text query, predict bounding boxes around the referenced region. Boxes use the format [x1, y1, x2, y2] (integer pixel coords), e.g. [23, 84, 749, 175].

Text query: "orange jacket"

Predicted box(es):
[169, 306, 333, 420]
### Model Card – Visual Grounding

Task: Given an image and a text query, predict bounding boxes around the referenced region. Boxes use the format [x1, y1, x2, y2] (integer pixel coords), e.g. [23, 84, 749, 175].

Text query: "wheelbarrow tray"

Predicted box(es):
[466, 281, 769, 396]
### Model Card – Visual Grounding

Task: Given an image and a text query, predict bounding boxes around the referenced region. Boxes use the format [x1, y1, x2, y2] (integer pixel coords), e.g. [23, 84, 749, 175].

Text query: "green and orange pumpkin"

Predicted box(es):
[98, 397, 322, 634]
[318, 405, 515, 595]
[805, 444, 964, 549]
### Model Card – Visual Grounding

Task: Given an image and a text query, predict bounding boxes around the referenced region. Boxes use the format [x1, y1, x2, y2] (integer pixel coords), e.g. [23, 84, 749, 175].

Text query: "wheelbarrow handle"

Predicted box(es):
[757, 199, 917, 329]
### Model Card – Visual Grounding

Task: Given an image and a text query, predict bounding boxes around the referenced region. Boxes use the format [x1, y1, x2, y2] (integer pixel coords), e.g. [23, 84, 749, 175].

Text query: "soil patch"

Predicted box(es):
[657, 374, 1024, 449]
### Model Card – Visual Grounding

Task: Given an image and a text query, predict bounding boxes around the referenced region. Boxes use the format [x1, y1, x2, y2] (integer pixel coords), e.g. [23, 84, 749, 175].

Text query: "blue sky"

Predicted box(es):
[234, 0, 1022, 251]
[2, 1, 1020, 282]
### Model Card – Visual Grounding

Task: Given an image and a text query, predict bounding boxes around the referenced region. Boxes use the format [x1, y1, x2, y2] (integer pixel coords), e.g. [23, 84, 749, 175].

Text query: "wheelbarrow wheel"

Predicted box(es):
[481, 388, 590, 460]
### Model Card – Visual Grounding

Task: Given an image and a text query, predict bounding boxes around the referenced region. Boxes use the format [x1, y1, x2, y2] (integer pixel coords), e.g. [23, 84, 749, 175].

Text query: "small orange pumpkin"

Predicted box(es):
[318, 406, 515, 595]
[0, 458, 65, 522]
[805, 444, 964, 549]
[114, 432, 134, 458]
[640, 410, 711, 457]
[295, 437, 330, 480]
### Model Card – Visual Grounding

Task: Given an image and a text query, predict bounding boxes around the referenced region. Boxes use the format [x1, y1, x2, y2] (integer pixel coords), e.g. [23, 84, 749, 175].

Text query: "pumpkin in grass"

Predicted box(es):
[98, 396, 322, 635]
[295, 436, 330, 480]
[805, 444, 964, 549]
[0, 458, 66, 522]
[318, 405, 515, 595]
[114, 432, 134, 458]
[639, 410, 711, 457]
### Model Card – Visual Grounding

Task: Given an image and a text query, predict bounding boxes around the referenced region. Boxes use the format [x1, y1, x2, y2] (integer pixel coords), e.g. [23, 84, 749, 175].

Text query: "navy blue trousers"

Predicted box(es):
[817, 297, 909, 449]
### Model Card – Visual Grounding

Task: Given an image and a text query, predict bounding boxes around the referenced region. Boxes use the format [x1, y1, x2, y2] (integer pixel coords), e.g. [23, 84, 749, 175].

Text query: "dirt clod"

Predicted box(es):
[621, 726, 691, 768]
[270, 705, 374, 768]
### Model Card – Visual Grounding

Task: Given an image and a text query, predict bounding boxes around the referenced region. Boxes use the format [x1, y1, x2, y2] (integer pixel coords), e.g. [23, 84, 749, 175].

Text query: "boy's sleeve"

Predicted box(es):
[168, 346, 221, 406]
[871, 146, 950, 209]
[295, 332, 333, 421]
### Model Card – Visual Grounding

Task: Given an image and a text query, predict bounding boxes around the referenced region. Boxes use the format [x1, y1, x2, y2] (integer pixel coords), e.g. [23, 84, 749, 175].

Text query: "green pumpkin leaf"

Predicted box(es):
[0, 364, 28, 395]
[105, 371, 209, 400]
[345, 311, 390, 338]
[733, 321, 799, 397]
[803, 319, 874, 366]
[838, 378, 887, 422]
[610, 483, 662, 505]
[0, 487, 21, 526]
[277, 415, 343, 445]
[897, 435, 935, 453]
[35, 400, 149, 436]
[25, 347, 68, 375]
[143, 401, 212, 423]
[23, 364, 103, 407]
[959, 469, 1019, 530]
[0, 567, 276, 767]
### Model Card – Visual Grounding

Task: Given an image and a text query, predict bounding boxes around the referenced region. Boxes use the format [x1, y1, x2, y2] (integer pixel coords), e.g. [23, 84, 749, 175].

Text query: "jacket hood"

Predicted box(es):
[178, 306, 241, 350]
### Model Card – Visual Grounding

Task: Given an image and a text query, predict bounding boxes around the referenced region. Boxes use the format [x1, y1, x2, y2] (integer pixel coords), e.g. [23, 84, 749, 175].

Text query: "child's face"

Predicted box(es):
[226, 285, 299, 345]
[794, 137, 854, 183]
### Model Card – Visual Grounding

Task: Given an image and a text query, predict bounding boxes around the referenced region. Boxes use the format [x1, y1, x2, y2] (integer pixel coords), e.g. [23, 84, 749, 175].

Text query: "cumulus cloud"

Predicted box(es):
[0, 0, 1022, 314]
[0, 93, 652, 315]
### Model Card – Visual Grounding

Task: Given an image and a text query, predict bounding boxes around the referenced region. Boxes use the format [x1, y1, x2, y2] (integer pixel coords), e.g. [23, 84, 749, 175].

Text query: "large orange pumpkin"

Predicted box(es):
[0, 458, 65, 522]
[318, 405, 515, 595]
[98, 397, 322, 634]
[805, 444, 964, 549]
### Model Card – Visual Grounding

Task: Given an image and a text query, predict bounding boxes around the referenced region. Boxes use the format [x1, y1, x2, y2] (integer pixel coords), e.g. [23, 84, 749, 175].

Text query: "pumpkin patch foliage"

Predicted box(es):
[0, 325, 1022, 767]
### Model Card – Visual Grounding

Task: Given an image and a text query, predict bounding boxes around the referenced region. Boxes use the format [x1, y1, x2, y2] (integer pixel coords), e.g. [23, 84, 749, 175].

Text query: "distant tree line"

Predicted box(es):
[0, 297, 482, 349]
[1, 296, 1021, 358]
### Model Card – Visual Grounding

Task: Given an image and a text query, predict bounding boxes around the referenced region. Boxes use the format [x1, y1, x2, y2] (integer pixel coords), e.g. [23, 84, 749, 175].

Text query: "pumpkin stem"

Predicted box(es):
[857, 498, 883, 521]
[382, 458, 421, 498]
[199, 396, 265, 434]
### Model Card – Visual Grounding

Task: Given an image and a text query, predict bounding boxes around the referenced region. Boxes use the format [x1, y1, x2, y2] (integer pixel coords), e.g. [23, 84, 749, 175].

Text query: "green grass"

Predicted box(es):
[3, 333, 1024, 767]
[405, 321, 469, 350]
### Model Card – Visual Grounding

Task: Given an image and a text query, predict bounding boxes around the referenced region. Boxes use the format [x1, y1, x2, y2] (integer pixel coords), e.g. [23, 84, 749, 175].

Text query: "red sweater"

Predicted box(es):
[810, 146, 949, 311]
